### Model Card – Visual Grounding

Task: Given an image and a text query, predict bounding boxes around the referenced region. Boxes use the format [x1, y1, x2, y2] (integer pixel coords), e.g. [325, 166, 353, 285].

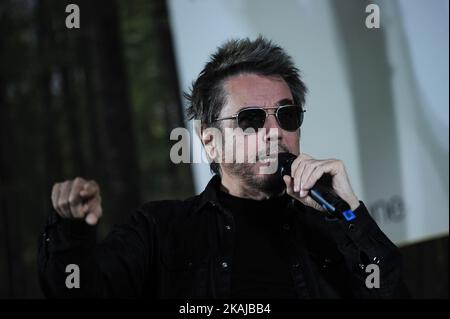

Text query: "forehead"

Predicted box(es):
[222, 73, 293, 113]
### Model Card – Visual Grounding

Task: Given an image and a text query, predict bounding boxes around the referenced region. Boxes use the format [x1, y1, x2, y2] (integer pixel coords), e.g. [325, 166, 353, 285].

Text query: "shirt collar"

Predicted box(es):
[194, 174, 223, 213]
[194, 174, 299, 215]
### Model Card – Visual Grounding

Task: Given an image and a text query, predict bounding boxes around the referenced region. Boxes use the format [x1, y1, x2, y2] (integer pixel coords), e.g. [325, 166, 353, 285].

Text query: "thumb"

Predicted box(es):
[283, 175, 295, 196]
[300, 195, 326, 212]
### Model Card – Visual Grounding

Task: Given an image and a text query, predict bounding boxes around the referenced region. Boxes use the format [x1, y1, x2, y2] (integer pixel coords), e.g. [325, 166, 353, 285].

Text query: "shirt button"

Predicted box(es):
[225, 225, 231, 231]
[221, 262, 229, 269]
[292, 262, 300, 269]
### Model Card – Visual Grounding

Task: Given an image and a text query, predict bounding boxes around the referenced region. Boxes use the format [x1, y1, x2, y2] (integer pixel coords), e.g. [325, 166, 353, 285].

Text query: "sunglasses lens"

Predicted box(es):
[237, 109, 266, 131]
[277, 105, 303, 131]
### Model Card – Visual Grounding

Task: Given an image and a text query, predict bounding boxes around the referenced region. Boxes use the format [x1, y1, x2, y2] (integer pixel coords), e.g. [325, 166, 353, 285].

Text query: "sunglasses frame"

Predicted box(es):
[213, 104, 306, 132]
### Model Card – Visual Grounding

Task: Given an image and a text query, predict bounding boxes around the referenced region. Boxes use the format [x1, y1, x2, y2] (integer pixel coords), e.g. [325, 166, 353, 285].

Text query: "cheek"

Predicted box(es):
[285, 132, 300, 152]
[222, 134, 258, 158]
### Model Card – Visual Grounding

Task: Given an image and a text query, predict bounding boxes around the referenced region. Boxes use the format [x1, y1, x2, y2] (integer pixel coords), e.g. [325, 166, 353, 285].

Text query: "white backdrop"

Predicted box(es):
[167, 0, 449, 245]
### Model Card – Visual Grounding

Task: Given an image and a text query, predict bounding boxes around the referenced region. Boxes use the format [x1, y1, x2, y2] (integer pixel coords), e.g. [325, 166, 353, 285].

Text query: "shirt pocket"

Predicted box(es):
[161, 250, 209, 271]
[160, 249, 210, 298]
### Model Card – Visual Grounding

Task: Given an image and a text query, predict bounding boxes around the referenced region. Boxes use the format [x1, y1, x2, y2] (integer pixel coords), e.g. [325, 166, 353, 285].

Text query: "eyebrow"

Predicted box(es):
[275, 98, 294, 106]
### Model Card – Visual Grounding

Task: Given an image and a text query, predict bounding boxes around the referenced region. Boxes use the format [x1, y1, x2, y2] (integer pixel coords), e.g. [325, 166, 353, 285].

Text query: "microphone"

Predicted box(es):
[277, 152, 356, 221]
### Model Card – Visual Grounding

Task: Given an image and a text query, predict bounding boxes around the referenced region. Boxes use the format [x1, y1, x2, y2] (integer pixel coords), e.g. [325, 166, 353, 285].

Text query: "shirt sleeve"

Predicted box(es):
[320, 201, 410, 298]
[37, 205, 156, 298]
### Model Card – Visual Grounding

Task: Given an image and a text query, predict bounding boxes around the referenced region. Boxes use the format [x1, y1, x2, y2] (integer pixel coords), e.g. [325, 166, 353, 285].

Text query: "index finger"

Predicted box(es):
[69, 177, 86, 206]
[291, 153, 313, 176]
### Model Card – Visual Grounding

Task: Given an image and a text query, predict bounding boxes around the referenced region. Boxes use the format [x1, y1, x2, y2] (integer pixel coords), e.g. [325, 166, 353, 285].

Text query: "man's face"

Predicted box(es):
[216, 73, 300, 194]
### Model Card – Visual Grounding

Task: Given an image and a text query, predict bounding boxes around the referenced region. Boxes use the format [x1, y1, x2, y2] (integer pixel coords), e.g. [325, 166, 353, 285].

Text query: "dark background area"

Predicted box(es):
[0, 0, 194, 297]
[0, 0, 448, 298]
[401, 235, 448, 298]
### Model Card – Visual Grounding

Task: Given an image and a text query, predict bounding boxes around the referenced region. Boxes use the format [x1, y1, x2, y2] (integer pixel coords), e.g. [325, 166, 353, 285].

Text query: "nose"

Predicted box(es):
[262, 111, 283, 143]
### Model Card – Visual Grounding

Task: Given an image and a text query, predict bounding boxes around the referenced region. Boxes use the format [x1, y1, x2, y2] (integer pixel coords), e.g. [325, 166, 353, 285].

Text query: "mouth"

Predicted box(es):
[258, 153, 279, 163]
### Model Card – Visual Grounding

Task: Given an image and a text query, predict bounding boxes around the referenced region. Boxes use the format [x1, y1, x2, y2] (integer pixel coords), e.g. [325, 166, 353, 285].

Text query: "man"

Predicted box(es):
[38, 37, 407, 298]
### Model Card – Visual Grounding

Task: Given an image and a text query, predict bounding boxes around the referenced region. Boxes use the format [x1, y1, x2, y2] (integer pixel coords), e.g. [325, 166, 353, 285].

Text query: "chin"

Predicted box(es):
[223, 161, 286, 195]
[250, 164, 285, 195]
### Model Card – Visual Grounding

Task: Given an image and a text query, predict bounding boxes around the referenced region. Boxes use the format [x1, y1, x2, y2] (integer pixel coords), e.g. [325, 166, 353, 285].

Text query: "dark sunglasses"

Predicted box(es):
[213, 105, 306, 132]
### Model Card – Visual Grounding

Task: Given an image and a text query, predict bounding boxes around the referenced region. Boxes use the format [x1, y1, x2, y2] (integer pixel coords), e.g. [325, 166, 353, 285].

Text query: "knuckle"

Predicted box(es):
[84, 180, 93, 190]
[73, 177, 84, 187]
[313, 166, 322, 176]
[64, 181, 72, 192]
[90, 180, 99, 190]
[308, 163, 317, 171]
[305, 159, 315, 166]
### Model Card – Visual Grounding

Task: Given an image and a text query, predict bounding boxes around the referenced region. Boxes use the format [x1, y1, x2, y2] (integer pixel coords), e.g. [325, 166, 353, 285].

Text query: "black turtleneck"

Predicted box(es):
[218, 190, 297, 299]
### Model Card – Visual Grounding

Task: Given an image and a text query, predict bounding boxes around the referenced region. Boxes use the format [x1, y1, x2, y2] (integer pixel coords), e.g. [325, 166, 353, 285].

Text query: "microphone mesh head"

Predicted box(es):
[277, 152, 296, 177]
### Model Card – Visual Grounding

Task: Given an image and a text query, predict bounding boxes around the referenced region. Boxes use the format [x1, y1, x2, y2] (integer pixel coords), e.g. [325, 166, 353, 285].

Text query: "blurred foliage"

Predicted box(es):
[119, 0, 193, 202]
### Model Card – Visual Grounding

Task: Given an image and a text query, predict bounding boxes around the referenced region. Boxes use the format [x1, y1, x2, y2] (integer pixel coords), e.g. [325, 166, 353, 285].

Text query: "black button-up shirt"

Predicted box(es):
[219, 189, 299, 298]
[38, 175, 408, 298]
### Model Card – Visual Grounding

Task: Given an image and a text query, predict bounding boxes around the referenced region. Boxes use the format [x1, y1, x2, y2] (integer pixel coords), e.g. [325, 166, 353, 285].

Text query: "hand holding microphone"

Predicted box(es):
[278, 152, 360, 219]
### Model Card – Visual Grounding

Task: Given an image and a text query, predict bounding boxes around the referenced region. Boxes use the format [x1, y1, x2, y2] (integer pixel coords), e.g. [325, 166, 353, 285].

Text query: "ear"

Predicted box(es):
[197, 122, 221, 163]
